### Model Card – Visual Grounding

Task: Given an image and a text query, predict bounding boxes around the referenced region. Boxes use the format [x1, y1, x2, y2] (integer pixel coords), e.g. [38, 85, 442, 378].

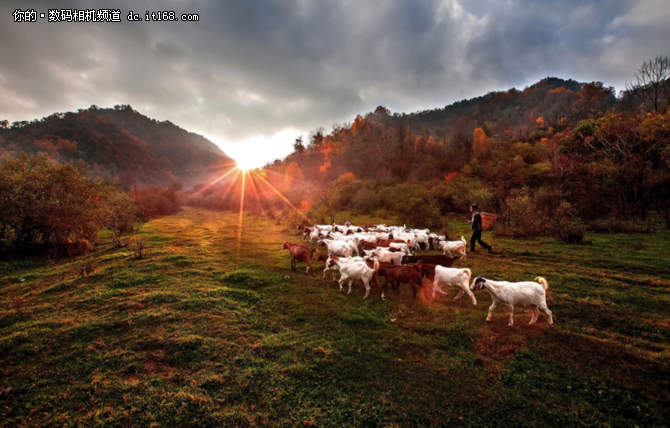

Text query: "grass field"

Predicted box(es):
[1, 207, 669, 427]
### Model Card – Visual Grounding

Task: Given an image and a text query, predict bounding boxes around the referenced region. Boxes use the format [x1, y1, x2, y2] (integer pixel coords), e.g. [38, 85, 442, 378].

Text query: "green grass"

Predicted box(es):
[1, 207, 669, 427]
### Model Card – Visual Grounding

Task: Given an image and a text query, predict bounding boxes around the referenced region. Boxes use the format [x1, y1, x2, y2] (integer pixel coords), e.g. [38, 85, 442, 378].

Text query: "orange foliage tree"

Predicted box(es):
[472, 128, 491, 159]
[285, 162, 305, 184]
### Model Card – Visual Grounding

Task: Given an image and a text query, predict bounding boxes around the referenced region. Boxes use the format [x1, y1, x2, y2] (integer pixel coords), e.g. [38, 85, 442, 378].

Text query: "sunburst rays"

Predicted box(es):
[236, 171, 246, 266]
[197, 163, 311, 266]
[249, 169, 311, 224]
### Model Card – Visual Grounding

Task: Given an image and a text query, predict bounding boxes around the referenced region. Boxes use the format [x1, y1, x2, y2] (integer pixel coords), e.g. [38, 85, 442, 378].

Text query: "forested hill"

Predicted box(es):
[249, 73, 668, 231]
[271, 76, 621, 184]
[365, 77, 611, 136]
[0, 105, 233, 187]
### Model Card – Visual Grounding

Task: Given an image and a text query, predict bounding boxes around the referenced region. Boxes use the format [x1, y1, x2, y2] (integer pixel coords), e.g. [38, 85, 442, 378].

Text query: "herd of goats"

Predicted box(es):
[282, 222, 554, 327]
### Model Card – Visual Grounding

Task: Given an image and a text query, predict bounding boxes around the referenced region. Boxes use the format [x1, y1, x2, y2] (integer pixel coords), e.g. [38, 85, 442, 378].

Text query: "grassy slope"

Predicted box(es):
[1, 207, 669, 427]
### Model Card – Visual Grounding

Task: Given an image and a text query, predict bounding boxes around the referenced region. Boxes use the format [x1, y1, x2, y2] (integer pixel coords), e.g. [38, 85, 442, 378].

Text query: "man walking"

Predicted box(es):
[468, 205, 492, 254]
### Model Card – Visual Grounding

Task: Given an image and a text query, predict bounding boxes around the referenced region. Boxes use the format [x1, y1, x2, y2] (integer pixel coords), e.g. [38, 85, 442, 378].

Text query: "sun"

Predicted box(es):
[227, 147, 265, 171]
[230, 152, 263, 171]
[235, 157, 256, 171]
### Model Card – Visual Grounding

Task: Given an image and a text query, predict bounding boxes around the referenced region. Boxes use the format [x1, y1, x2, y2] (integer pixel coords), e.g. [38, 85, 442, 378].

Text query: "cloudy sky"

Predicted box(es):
[1, 0, 669, 166]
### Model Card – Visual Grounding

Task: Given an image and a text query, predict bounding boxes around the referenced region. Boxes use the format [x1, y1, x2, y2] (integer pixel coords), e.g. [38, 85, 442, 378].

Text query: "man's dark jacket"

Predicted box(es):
[471, 212, 482, 231]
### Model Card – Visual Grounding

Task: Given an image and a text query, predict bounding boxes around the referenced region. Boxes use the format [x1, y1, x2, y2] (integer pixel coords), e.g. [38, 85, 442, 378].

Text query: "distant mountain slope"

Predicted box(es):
[365, 77, 610, 135]
[267, 76, 617, 185]
[0, 105, 234, 187]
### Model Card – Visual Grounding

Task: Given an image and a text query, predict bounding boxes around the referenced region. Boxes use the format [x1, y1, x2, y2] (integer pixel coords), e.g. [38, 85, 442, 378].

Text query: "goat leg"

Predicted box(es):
[487, 302, 498, 322]
[507, 305, 515, 326]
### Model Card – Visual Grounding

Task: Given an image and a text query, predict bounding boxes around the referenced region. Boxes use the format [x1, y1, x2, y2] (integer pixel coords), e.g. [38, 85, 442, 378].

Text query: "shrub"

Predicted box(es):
[501, 188, 544, 236]
[397, 196, 442, 229]
[352, 187, 377, 214]
[131, 238, 149, 259]
[107, 192, 145, 247]
[498, 188, 585, 242]
[430, 176, 493, 217]
[132, 182, 182, 219]
[376, 183, 443, 228]
[0, 154, 134, 256]
[556, 222, 585, 243]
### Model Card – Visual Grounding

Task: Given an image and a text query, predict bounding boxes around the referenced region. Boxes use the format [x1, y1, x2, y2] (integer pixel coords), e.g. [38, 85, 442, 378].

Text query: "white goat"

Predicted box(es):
[320, 238, 359, 257]
[394, 233, 419, 252]
[327, 256, 383, 299]
[470, 276, 554, 327]
[309, 227, 322, 244]
[428, 234, 446, 250]
[336, 234, 361, 251]
[374, 232, 392, 240]
[414, 233, 430, 250]
[388, 241, 412, 255]
[431, 266, 476, 305]
[438, 237, 467, 260]
[365, 249, 405, 265]
[322, 255, 363, 281]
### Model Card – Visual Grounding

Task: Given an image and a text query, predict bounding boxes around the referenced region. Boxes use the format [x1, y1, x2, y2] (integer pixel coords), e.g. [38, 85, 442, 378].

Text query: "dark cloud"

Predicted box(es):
[1, 0, 668, 162]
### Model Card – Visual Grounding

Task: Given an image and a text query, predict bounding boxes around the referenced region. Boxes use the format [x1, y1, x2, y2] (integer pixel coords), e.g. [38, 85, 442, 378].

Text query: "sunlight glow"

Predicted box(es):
[213, 128, 303, 170]
[198, 158, 313, 267]
[234, 157, 257, 171]
[236, 171, 246, 266]
[191, 167, 238, 197]
[250, 170, 311, 223]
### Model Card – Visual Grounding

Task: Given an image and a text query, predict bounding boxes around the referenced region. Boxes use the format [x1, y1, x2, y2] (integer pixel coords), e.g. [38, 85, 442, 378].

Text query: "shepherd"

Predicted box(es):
[468, 204, 492, 254]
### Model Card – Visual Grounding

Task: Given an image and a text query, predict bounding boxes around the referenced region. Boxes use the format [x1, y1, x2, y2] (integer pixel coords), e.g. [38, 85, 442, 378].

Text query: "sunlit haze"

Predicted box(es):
[214, 128, 302, 169]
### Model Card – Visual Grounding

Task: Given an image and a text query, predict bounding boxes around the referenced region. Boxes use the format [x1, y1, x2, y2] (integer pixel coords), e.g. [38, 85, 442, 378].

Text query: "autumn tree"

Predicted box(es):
[450, 116, 476, 160]
[285, 161, 304, 184]
[472, 128, 491, 159]
[542, 87, 575, 126]
[626, 55, 670, 113]
[371, 125, 395, 180]
[573, 82, 615, 119]
[293, 135, 306, 154]
[120, 171, 137, 191]
[308, 127, 325, 150]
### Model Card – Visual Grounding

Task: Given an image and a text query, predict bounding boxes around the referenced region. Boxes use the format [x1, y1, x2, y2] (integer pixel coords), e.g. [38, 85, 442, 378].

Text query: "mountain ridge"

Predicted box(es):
[0, 105, 233, 187]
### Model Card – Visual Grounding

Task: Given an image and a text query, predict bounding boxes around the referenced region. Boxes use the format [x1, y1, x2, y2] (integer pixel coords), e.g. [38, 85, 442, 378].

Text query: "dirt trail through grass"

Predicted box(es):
[1, 207, 669, 427]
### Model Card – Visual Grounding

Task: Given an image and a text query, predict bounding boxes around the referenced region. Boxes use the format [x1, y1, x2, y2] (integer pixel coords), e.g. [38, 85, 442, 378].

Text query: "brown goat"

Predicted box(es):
[402, 254, 457, 267]
[281, 241, 316, 276]
[376, 262, 400, 290]
[376, 238, 408, 246]
[378, 264, 424, 298]
[416, 263, 437, 282]
[359, 241, 380, 251]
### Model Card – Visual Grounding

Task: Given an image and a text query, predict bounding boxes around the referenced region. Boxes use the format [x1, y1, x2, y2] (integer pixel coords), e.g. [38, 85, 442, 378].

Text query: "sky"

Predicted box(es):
[1, 0, 669, 167]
